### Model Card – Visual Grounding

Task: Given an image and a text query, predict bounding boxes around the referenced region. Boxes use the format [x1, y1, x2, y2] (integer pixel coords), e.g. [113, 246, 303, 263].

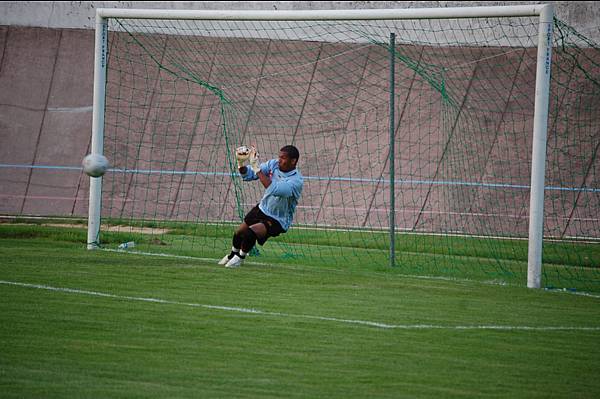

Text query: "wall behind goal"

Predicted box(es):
[0, 1, 599, 239]
[1, 1, 600, 41]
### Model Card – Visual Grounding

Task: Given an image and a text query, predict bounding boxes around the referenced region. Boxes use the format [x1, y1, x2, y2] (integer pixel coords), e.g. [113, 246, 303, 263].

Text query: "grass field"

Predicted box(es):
[1, 223, 600, 397]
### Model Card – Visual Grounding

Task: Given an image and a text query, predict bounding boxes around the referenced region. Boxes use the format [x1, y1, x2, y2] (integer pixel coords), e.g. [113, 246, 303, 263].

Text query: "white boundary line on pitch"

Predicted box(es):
[2, 280, 600, 331]
[103, 248, 496, 284]
[101, 248, 600, 299]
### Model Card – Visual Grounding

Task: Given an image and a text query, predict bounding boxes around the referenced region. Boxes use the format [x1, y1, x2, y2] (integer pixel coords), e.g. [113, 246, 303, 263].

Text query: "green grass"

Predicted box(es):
[1, 220, 599, 293]
[1, 224, 600, 398]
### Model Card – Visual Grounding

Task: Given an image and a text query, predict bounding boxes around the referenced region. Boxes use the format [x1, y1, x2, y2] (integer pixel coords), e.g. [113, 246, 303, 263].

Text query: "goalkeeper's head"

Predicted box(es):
[278, 145, 300, 172]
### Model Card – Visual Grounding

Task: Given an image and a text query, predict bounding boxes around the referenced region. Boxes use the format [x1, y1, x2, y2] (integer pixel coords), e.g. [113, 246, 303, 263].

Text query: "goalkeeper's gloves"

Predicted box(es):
[249, 146, 261, 174]
[235, 146, 250, 169]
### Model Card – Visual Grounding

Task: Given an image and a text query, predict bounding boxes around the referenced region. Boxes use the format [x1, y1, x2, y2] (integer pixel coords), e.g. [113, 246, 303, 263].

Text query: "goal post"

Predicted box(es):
[87, 16, 108, 250]
[88, 4, 565, 289]
[527, 4, 554, 288]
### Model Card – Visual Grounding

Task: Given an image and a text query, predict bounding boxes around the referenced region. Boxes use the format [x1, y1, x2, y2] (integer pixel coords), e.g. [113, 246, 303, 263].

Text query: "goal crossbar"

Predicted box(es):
[96, 5, 548, 21]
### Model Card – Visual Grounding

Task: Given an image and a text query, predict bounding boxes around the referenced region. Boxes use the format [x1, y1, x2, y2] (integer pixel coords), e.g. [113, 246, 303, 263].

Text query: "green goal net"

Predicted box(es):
[95, 11, 600, 292]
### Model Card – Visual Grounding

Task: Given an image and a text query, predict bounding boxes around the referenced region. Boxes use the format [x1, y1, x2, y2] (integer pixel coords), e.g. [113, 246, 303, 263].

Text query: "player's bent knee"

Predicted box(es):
[249, 223, 268, 239]
[235, 224, 249, 236]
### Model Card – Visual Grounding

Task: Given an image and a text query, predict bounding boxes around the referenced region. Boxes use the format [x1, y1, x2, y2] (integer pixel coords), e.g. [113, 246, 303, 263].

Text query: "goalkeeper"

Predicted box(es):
[219, 144, 304, 268]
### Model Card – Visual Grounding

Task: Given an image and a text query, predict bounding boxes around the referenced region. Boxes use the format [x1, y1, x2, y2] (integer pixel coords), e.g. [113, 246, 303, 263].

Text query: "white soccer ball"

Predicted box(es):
[236, 145, 250, 157]
[236, 146, 251, 163]
[82, 153, 109, 177]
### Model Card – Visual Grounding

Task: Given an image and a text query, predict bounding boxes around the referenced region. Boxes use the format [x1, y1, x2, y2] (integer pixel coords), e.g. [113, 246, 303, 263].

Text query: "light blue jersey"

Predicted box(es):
[241, 159, 303, 231]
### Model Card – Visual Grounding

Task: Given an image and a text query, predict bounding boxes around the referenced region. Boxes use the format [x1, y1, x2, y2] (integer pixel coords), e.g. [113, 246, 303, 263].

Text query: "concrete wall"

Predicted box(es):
[0, 1, 598, 240]
[1, 1, 600, 41]
[0, 26, 94, 217]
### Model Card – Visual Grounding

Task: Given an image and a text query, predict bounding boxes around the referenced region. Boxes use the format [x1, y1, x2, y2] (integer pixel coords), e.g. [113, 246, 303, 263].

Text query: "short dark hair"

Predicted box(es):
[280, 145, 300, 160]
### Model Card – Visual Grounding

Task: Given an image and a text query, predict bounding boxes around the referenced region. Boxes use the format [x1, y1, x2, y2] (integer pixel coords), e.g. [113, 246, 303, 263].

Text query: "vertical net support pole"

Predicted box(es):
[389, 32, 396, 267]
[87, 15, 108, 249]
[527, 4, 554, 288]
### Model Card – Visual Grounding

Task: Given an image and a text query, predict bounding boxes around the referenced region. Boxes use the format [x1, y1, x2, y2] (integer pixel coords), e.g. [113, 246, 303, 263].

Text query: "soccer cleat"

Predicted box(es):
[218, 254, 231, 265]
[225, 254, 244, 268]
[218, 250, 239, 265]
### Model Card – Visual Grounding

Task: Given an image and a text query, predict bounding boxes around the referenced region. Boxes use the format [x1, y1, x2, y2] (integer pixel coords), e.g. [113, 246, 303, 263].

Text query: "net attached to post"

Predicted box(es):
[97, 14, 600, 292]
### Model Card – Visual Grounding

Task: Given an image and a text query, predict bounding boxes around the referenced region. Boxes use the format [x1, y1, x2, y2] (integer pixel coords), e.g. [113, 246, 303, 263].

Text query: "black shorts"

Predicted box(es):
[244, 205, 285, 245]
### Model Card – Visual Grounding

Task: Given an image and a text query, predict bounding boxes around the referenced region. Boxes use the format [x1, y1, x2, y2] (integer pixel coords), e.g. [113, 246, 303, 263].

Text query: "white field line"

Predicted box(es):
[104, 248, 492, 284]
[103, 249, 600, 298]
[2, 280, 600, 331]
[102, 248, 274, 267]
